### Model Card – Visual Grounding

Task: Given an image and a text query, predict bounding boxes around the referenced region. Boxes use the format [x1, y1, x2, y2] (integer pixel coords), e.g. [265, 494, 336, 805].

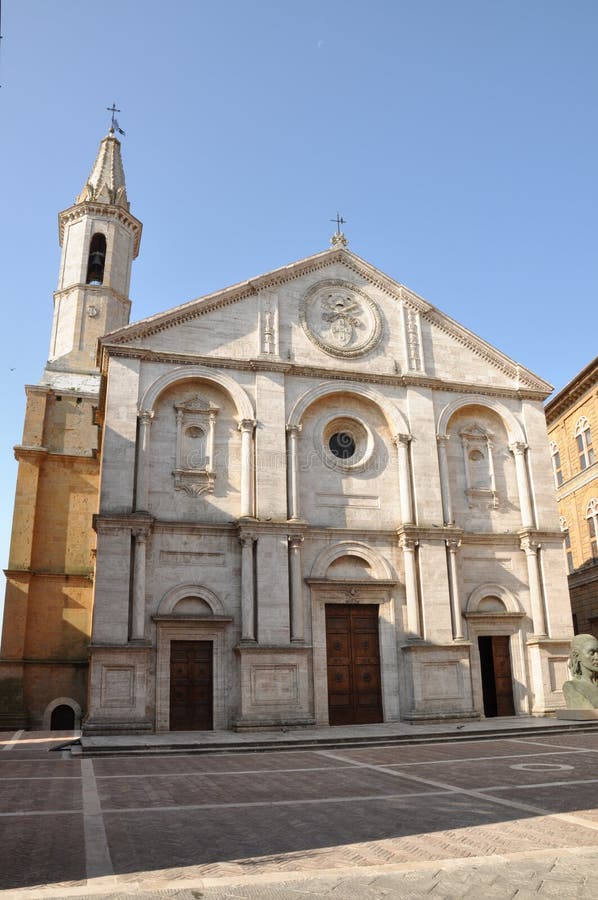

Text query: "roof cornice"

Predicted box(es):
[58, 201, 142, 257]
[98, 343, 550, 402]
[545, 356, 598, 423]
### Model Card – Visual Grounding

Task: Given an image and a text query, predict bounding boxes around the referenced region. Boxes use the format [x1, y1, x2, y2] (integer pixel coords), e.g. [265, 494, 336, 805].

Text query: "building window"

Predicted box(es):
[550, 442, 564, 487]
[560, 518, 574, 574]
[587, 499, 598, 560]
[575, 417, 595, 471]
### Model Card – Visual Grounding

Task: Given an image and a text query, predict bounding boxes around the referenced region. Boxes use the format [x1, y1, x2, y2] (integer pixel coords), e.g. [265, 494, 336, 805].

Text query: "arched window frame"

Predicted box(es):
[560, 516, 574, 574]
[587, 498, 598, 560]
[86, 232, 107, 285]
[575, 417, 595, 471]
[550, 441, 564, 487]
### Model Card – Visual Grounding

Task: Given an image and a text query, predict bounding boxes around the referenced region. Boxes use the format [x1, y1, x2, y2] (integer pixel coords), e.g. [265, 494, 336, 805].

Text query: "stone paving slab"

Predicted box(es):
[4, 729, 598, 897]
[91, 749, 343, 777]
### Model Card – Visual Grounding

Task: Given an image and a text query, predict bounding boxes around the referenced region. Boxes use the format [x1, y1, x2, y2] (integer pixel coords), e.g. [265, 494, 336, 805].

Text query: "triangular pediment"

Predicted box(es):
[100, 247, 551, 396]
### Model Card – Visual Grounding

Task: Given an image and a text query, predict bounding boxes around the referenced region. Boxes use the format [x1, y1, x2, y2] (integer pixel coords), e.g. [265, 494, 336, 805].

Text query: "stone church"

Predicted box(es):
[0, 129, 574, 733]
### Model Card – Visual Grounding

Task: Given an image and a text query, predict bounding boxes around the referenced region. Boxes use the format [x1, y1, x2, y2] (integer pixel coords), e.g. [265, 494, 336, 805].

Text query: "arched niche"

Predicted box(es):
[466, 583, 522, 615]
[287, 380, 409, 436]
[139, 365, 254, 421]
[310, 541, 394, 581]
[437, 396, 525, 444]
[157, 584, 225, 617]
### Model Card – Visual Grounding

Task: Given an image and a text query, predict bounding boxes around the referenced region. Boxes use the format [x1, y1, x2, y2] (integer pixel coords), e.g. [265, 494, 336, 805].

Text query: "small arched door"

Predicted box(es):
[50, 704, 76, 730]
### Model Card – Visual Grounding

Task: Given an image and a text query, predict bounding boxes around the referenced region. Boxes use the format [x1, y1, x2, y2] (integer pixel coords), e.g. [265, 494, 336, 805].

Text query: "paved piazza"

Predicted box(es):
[2, 730, 598, 898]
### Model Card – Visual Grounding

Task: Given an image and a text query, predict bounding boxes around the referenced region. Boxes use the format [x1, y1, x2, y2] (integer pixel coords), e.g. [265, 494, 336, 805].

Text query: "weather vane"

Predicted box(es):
[107, 103, 126, 136]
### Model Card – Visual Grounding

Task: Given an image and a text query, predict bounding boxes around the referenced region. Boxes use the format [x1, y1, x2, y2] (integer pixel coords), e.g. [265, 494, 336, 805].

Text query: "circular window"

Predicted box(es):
[329, 432, 356, 459]
[318, 416, 374, 472]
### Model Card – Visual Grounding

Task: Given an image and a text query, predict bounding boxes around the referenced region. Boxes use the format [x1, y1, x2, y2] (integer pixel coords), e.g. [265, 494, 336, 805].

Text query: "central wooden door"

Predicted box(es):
[478, 635, 515, 717]
[170, 641, 213, 731]
[326, 604, 383, 725]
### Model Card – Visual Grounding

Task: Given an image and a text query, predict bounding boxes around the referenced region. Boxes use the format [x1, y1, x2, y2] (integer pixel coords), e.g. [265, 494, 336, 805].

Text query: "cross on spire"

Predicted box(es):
[106, 103, 126, 136]
[330, 212, 347, 233]
[329, 212, 348, 248]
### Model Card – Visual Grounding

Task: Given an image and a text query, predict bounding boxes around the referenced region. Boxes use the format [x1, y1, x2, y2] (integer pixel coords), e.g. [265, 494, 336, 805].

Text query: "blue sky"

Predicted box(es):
[0, 1, 596, 615]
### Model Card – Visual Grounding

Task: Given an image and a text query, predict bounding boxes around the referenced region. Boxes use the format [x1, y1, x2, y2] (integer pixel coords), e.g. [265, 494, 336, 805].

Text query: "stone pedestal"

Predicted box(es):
[401, 642, 477, 722]
[234, 644, 314, 730]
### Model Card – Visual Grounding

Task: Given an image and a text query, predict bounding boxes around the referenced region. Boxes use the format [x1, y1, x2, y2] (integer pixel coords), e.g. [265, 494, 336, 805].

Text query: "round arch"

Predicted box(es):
[139, 365, 254, 421]
[42, 697, 83, 730]
[157, 583, 225, 617]
[287, 381, 409, 436]
[436, 396, 525, 444]
[310, 541, 394, 580]
[466, 583, 522, 615]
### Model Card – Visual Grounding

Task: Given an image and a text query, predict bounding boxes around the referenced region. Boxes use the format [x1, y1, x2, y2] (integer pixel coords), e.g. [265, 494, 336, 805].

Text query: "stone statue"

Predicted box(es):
[563, 634, 598, 709]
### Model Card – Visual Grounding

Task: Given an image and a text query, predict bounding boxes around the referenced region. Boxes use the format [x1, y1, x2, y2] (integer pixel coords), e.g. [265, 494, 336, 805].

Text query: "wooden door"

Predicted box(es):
[170, 641, 213, 731]
[326, 604, 383, 725]
[478, 635, 515, 717]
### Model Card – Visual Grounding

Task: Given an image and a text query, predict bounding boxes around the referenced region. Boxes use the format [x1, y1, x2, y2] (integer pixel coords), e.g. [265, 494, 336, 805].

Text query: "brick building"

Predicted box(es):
[545, 357, 598, 634]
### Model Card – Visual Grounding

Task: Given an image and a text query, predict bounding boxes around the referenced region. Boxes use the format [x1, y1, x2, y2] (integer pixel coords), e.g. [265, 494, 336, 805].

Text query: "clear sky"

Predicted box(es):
[0, 1, 596, 617]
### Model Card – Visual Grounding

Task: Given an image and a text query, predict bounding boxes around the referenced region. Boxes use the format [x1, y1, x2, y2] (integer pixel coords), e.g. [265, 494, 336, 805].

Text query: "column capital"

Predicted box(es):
[238, 418, 256, 434]
[286, 423, 303, 436]
[393, 432, 412, 447]
[436, 433, 450, 445]
[399, 535, 418, 552]
[132, 526, 150, 541]
[288, 534, 304, 549]
[509, 441, 528, 456]
[138, 409, 154, 426]
[239, 533, 257, 547]
[446, 538, 461, 553]
[520, 535, 540, 556]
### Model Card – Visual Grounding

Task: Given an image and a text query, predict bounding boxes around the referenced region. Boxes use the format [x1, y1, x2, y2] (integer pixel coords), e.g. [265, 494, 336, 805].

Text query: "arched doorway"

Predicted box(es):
[50, 704, 75, 730]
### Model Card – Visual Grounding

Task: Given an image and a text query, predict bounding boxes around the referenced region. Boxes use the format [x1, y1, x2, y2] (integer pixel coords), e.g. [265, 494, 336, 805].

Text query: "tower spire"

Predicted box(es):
[76, 129, 129, 210]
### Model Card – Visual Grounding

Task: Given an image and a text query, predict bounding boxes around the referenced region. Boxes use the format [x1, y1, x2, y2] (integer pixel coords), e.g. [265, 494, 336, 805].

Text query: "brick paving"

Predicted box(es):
[2, 728, 598, 898]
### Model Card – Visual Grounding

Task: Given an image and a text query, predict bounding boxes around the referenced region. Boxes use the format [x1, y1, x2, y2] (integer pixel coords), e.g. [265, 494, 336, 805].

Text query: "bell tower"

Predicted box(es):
[45, 127, 142, 381]
[0, 127, 142, 730]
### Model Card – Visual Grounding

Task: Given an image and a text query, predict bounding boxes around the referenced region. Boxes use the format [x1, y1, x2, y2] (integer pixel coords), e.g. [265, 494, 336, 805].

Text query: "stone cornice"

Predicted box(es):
[0, 657, 89, 666]
[98, 344, 548, 401]
[4, 568, 93, 581]
[24, 383, 99, 401]
[58, 201, 142, 257]
[53, 284, 132, 307]
[545, 356, 598, 423]
[14, 445, 97, 464]
[555, 461, 598, 500]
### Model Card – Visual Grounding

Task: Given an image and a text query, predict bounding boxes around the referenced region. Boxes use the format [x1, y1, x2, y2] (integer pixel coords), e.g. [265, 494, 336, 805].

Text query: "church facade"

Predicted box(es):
[1, 131, 574, 733]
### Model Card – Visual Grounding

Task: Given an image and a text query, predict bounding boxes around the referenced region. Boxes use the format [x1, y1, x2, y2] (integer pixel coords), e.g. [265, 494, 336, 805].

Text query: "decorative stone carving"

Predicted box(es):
[563, 634, 598, 709]
[300, 279, 382, 358]
[459, 424, 498, 509]
[173, 395, 219, 497]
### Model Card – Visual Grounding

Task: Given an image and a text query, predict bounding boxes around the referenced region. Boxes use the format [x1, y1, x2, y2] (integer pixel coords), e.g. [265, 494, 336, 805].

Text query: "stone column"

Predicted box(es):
[238, 419, 256, 518]
[446, 539, 464, 640]
[131, 529, 148, 640]
[510, 442, 535, 529]
[436, 434, 454, 525]
[521, 536, 547, 637]
[399, 535, 421, 638]
[394, 433, 414, 524]
[286, 424, 302, 520]
[206, 410, 217, 474]
[135, 410, 153, 512]
[288, 534, 305, 642]
[240, 534, 256, 641]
